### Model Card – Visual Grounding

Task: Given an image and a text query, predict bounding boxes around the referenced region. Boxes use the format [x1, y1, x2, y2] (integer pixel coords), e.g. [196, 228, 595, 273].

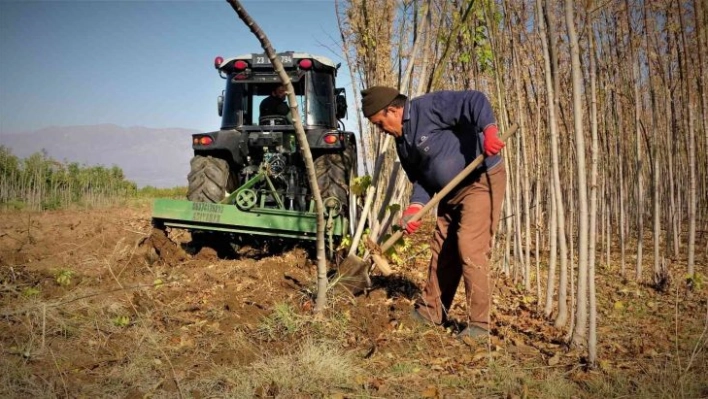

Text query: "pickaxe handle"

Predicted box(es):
[378, 123, 519, 254]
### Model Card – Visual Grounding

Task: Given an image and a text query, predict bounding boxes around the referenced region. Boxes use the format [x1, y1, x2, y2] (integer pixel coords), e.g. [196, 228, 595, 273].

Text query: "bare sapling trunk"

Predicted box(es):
[535, 107, 543, 312]
[625, 0, 644, 282]
[616, 94, 627, 277]
[334, 0, 368, 175]
[587, 6, 599, 365]
[537, 0, 569, 327]
[666, 84, 679, 260]
[226, 0, 329, 311]
[565, 0, 597, 347]
[519, 84, 532, 292]
[544, 182, 558, 317]
[645, 6, 663, 286]
[694, 0, 708, 235]
[678, 3, 697, 280]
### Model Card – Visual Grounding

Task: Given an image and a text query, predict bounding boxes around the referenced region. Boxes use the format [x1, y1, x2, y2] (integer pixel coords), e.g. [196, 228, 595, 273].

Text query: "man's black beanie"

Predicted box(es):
[361, 86, 400, 117]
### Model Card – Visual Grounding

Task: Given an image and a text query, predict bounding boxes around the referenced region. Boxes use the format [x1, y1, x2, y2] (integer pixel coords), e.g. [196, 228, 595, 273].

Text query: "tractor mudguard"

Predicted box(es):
[192, 129, 248, 165]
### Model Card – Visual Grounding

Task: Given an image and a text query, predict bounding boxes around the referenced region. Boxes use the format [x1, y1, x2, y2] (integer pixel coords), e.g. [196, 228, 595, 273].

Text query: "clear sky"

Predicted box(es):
[0, 0, 351, 134]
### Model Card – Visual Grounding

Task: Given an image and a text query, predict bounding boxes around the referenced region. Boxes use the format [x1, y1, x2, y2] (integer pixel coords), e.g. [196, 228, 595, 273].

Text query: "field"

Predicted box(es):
[1, 201, 706, 398]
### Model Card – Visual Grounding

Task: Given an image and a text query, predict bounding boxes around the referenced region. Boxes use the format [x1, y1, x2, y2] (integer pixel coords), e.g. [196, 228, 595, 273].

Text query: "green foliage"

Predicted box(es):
[257, 303, 304, 339]
[21, 287, 40, 297]
[387, 203, 402, 213]
[111, 315, 130, 328]
[55, 270, 74, 287]
[338, 228, 371, 257]
[350, 175, 371, 196]
[0, 146, 138, 211]
[381, 232, 413, 267]
[137, 185, 187, 199]
[686, 272, 704, 290]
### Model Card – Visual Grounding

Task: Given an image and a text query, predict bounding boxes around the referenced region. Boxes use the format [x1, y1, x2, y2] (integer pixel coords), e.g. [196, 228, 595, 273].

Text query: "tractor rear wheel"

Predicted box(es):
[314, 152, 348, 212]
[314, 147, 358, 235]
[187, 155, 235, 203]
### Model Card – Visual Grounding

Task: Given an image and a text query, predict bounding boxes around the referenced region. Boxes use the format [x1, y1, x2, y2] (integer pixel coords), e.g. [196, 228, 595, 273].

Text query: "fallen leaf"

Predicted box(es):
[598, 360, 611, 371]
[354, 374, 367, 386]
[548, 353, 560, 366]
[473, 347, 488, 361]
[643, 348, 658, 357]
[421, 386, 438, 398]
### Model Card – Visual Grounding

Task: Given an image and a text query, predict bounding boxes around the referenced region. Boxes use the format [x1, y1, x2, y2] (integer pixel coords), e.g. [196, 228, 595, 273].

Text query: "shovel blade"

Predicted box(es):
[335, 254, 371, 294]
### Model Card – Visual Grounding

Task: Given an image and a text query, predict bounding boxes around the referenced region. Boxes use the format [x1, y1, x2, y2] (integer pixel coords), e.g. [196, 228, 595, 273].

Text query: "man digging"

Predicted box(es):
[361, 86, 506, 339]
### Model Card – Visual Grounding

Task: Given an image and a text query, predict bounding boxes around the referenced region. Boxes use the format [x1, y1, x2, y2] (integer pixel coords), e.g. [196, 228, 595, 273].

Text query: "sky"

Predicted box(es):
[0, 0, 352, 134]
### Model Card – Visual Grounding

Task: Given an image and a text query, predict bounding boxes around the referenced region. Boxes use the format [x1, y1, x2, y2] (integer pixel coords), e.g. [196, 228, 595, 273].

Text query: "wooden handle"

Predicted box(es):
[379, 123, 519, 253]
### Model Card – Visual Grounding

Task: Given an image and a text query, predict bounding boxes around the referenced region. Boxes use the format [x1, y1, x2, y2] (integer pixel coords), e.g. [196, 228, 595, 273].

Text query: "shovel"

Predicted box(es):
[337, 123, 518, 293]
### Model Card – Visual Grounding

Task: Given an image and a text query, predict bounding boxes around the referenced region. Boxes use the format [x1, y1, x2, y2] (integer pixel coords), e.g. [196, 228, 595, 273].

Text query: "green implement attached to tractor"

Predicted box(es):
[151, 51, 359, 258]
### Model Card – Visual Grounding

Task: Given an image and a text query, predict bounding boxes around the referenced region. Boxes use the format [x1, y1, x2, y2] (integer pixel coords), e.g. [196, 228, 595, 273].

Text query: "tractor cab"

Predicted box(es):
[216, 52, 347, 130]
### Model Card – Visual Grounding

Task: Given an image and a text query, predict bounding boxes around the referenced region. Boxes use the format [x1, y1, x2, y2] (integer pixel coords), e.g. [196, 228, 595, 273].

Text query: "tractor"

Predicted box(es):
[151, 51, 359, 258]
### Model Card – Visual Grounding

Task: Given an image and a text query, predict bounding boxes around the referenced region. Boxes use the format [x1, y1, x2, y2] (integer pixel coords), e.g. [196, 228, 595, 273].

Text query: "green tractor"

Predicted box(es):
[151, 51, 359, 258]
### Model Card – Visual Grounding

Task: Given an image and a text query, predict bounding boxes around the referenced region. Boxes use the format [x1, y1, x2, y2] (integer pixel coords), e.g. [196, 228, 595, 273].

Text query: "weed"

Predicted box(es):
[257, 303, 304, 339]
[390, 361, 420, 376]
[686, 272, 704, 290]
[55, 270, 73, 287]
[112, 315, 130, 327]
[21, 287, 40, 297]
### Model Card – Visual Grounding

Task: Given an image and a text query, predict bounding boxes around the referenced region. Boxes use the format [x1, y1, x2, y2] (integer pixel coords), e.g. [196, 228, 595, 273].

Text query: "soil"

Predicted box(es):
[1, 202, 707, 398]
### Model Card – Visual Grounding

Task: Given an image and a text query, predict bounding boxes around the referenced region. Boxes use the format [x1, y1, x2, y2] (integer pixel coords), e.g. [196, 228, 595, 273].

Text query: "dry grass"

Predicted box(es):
[1, 205, 707, 398]
[2, 285, 707, 398]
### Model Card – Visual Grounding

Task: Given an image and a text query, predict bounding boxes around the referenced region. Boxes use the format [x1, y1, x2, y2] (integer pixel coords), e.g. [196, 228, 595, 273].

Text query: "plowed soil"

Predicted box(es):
[1, 202, 707, 398]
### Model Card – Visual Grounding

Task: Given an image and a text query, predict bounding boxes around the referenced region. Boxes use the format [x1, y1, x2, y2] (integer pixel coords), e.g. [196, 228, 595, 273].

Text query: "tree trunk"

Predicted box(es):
[678, 3, 697, 279]
[644, 5, 662, 284]
[226, 0, 329, 311]
[625, 0, 644, 282]
[587, 5, 599, 365]
[566, 0, 589, 348]
[537, 0, 567, 322]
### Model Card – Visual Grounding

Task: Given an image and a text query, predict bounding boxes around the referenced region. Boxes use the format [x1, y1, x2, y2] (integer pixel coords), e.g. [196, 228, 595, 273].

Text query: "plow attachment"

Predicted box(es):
[151, 198, 346, 242]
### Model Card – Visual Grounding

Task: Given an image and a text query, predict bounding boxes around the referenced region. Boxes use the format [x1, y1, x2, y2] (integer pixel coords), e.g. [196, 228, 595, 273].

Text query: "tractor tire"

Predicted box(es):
[187, 155, 234, 203]
[345, 145, 360, 236]
[314, 145, 358, 234]
[314, 151, 350, 212]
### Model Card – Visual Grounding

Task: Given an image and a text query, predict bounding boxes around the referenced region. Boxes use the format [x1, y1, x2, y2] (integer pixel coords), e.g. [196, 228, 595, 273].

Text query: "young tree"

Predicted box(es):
[565, 0, 589, 348]
[226, 0, 330, 311]
[537, 0, 569, 327]
[587, 3, 600, 366]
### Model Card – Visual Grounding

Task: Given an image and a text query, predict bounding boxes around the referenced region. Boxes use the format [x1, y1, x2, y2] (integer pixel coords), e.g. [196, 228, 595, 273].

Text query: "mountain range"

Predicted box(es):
[0, 124, 200, 188]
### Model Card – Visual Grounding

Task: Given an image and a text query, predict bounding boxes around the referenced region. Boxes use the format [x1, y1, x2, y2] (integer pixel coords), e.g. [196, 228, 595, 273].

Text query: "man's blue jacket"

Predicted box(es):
[396, 90, 502, 205]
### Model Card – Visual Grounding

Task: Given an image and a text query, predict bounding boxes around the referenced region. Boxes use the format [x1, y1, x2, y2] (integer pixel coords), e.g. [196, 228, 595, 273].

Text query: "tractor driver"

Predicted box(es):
[259, 84, 290, 118]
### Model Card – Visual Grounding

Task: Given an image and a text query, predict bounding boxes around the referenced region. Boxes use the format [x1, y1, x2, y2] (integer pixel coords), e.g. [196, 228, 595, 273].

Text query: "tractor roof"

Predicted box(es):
[220, 52, 337, 70]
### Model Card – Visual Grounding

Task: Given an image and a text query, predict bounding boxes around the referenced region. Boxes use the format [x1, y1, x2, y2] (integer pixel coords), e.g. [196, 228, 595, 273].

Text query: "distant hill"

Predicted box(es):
[0, 124, 199, 188]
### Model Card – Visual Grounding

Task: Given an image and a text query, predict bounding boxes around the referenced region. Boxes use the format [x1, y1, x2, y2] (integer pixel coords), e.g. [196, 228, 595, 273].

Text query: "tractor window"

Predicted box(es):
[306, 72, 334, 127]
[221, 82, 246, 128]
[221, 77, 307, 128]
[253, 81, 305, 124]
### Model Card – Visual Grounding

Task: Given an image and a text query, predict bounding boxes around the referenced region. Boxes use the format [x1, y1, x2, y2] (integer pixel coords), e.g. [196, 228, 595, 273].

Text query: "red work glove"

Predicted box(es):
[401, 203, 424, 234]
[483, 124, 505, 156]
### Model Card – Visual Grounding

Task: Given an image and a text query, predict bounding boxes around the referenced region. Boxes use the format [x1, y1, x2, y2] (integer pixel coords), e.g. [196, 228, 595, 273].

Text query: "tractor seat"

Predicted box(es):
[259, 115, 290, 126]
